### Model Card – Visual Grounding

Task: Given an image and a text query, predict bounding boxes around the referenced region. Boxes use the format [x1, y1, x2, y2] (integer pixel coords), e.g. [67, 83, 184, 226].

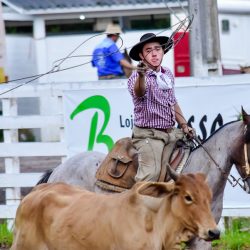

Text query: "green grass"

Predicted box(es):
[0, 221, 13, 248]
[212, 218, 250, 250]
[213, 230, 250, 250]
[0, 218, 250, 249]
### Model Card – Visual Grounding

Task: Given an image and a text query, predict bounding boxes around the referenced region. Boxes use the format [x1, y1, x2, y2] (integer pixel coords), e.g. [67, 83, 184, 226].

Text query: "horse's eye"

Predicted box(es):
[184, 195, 193, 203]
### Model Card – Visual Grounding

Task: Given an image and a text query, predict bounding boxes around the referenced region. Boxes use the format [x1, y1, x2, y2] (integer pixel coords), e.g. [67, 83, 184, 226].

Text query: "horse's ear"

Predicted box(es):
[241, 106, 250, 124]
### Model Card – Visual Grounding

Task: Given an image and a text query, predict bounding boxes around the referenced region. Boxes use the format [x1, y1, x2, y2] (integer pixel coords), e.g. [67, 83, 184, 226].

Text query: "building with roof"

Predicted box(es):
[2, 0, 185, 34]
[2, 0, 188, 83]
[1, 0, 250, 83]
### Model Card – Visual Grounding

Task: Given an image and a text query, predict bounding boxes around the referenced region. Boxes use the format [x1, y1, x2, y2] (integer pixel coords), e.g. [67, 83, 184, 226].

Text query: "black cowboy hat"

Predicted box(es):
[129, 33, 173, 61]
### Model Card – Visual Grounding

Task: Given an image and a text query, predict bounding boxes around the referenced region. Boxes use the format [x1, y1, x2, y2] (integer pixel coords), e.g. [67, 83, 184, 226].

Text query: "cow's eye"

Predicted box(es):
[184, 195, 193, 204]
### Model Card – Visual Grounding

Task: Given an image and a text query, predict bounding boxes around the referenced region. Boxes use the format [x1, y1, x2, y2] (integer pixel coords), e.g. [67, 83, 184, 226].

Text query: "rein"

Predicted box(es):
[192, 133, 248, 191]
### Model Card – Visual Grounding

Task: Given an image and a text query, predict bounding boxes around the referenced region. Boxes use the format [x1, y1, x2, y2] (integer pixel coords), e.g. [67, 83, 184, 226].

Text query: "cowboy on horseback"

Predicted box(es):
[128, 33, 195, 182]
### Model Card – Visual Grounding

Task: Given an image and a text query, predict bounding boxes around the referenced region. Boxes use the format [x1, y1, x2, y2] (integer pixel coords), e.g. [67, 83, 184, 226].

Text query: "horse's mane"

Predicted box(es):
[245, 124, 250, 143]
[192, 119, 240, 152]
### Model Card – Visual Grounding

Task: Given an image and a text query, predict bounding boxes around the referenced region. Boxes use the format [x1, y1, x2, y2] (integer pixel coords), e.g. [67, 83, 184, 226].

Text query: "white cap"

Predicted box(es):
[105, 23, 122, 34]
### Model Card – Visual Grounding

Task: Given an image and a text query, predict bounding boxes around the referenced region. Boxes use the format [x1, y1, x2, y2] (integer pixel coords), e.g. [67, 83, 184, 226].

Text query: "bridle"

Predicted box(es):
[229, 141, 250, 190]
[193, 124, 250, 191]
[243, 125, 250, 176]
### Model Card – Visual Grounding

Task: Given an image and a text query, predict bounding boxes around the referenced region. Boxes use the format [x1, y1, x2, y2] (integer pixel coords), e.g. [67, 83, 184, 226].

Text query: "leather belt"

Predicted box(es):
[154, 127, 173, 133]
[137, 126, 173, 133]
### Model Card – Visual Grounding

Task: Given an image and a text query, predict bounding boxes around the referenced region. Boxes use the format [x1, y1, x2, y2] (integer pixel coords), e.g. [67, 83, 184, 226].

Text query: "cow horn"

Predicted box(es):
[166, 163, 179, 181]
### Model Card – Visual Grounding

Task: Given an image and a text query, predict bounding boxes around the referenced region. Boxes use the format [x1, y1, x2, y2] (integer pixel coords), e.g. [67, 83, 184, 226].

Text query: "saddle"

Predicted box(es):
[95, 137, 191, 192]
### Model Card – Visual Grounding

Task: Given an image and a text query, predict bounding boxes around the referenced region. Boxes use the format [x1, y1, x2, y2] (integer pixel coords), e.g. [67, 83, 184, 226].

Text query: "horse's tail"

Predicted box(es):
[36, 169, 53, 185]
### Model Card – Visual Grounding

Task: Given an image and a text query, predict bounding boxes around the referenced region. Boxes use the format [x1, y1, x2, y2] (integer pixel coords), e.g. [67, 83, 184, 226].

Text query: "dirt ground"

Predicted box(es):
[0, 156, 62, 204]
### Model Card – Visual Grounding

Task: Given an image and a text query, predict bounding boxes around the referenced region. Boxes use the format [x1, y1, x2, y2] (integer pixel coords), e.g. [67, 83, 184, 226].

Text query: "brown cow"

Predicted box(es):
[11, 173, 219, 250]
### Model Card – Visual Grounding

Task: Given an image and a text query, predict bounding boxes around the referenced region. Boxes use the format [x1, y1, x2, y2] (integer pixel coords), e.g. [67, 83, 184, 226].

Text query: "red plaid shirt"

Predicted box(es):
[127, 66, 177, 129]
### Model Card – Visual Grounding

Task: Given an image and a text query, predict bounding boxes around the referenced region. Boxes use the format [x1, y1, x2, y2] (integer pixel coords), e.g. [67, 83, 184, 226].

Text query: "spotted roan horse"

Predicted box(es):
[38, 107, 250, 250]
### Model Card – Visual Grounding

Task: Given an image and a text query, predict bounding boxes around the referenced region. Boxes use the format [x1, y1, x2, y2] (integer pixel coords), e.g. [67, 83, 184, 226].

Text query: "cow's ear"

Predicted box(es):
[135, 182, 174, 211]
[137, 182, 174, 198]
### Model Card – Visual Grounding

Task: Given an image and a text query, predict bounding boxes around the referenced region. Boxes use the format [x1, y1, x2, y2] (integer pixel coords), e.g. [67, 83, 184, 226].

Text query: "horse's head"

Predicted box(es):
[232, 107, 250, 193]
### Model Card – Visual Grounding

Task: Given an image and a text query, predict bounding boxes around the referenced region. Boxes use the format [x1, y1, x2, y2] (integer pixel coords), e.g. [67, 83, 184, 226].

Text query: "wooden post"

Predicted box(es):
[33, 17, 47, 82]
[0, 4, 6, 82]
[2, 98, 20, 228]
[188, 0, 222, 76]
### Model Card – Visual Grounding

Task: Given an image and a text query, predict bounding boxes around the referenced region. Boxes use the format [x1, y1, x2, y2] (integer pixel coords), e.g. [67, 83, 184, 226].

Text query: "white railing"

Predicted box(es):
[0, 80, 126, 220]
[0, 82, 63, 219]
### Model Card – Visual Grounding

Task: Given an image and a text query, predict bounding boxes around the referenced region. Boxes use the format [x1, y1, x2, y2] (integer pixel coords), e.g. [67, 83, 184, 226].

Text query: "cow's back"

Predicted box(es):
[11, 182, 165, 250]
[11, 183, 87, 250]
[11, 178, 218, 250]
[11, 183, 136, 250]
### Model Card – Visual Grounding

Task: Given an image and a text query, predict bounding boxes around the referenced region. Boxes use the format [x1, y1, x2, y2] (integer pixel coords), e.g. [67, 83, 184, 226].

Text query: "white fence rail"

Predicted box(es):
[0, 80, 122, 219]
[0, 82, 63, 219]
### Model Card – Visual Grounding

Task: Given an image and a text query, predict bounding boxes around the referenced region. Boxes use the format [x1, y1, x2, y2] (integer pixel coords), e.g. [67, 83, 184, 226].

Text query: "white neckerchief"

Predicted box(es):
[154, 70, 173, 90]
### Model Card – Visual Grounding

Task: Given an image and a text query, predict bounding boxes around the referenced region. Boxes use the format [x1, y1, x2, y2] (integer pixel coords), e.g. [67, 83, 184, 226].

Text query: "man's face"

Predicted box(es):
[139, 42, 164, 67]
[113, 34, 119, 42]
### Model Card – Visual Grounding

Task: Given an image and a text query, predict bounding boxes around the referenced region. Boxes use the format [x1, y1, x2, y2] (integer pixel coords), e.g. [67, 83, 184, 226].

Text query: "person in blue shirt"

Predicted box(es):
[92, 23, 134, 80]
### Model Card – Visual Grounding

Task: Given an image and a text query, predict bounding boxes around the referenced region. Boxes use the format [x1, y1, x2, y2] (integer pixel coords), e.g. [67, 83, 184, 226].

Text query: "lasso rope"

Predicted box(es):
[0, 2, 192, 96]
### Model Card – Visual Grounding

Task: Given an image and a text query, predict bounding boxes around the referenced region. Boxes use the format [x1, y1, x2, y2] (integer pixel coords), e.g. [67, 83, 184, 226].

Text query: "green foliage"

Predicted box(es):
[212, 218, 250, 250]
[18, 128, 36, 142]
[0, 130, 3, 142]
[0, 221, 13, 248]
[212, 230, 250, 250]
[130, 16, 171, 30]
